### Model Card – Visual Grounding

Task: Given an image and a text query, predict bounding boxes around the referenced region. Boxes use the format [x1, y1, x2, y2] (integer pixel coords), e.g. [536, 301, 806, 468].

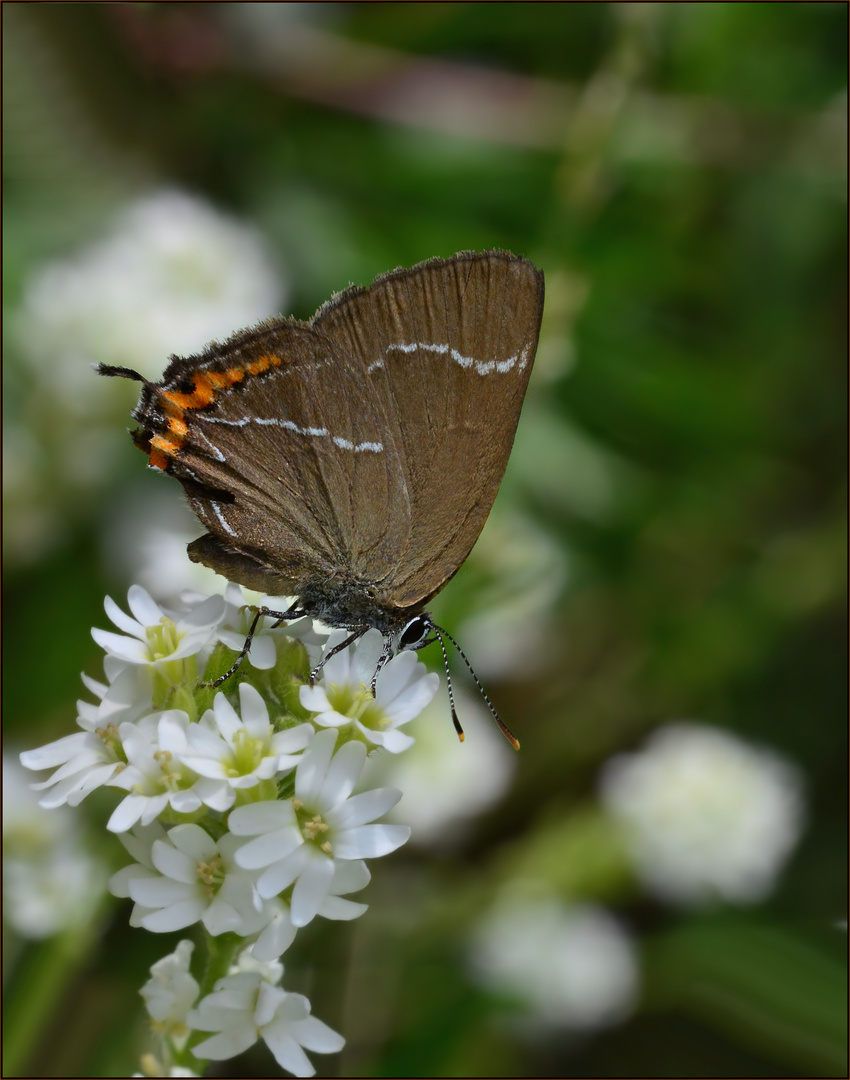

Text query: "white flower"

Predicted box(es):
[230, 729, 409, 925]
[106, 713, 205, 831]
[3, 754, 108, 938]
[187, 973, 344, 1077]
[470, 897, 638, 1031]
[300, 629, 439, 753]
[118, 822, 269, 936]
[92, 586, 223, 670]
[599, 722, 805, 905]
[176, 683, 313, 810]
[140, 940, 199, 1038]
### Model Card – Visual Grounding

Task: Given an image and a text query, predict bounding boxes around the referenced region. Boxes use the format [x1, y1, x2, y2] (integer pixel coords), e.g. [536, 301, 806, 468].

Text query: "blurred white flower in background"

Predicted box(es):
[3, 754, 108, 939]
[470, 895, 638, 1031]
[362, 684, 517, 847]
[18, 189, 284, 399]
[6, 189, 284, 563]
[599, 722, 805, 906]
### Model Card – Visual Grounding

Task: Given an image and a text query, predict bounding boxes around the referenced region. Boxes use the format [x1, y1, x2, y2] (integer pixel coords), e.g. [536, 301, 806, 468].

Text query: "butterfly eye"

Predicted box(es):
[398, 614, 433, 651]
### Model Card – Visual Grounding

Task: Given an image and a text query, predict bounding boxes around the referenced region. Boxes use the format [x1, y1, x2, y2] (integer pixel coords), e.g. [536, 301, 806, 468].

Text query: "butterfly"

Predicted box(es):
[99, 250, 544, 747]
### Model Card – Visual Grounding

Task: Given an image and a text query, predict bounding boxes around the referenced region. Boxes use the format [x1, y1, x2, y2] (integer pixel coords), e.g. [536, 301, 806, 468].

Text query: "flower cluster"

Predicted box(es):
[21, 583, 439, 1076]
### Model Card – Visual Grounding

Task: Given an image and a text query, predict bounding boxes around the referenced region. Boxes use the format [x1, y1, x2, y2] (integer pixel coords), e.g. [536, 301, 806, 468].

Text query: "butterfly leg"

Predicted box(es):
[309, 627, 368, 685]
[369, 633, 396, 696]
[202, 602, 304, 689]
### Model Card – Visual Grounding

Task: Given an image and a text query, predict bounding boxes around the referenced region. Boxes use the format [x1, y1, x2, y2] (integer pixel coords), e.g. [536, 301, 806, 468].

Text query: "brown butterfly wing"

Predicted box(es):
[312, 250, 544, 609]
[131, 320, 411, 596]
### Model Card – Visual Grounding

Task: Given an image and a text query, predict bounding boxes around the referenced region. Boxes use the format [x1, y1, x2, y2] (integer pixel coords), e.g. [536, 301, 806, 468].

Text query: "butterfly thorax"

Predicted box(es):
[297, 578, 422, 635]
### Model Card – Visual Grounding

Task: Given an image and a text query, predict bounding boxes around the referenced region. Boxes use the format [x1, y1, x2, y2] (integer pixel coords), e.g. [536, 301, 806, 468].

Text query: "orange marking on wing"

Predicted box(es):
[148, 448, 170, 471]
[150, 434, 182, 456]
[189, 372, 215, 407]
[167, 415, 188, 437]
[157, 355, 279, 417]
[162, 372, 215, 410]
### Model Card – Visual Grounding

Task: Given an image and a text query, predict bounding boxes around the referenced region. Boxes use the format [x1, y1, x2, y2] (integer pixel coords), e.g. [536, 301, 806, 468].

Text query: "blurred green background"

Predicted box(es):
[3, 3, 846, 1077]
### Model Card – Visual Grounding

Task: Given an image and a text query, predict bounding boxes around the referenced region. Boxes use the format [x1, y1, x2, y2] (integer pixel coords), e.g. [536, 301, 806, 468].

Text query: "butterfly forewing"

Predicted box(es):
[312, 251, 544, 607]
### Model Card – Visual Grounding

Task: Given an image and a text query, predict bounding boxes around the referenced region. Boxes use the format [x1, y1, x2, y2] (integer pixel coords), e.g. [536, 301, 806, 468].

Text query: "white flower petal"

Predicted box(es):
[19, 732, 90, 771]
[234, 823, 300, 870]
[318, 896, 368, 921]
[194, 778, 236, 810]
[271, 725, 313, 756]
[350, 629, 383, 687]
[179, 594, 225, 629]
[291, 1014, 346, 1054]
[383, 673, 440, 726]
[294, 730, 337, 804]
[108, 793, 155, 833]
[151, 839, 198, 884]
[319, 739, 365, 807]
[330, 859, 370, 894]
[141, 899, 208, 933]
[127, 585, 167, 627]
[211, 693, 241, 741]
[290, 854, 334, 927]
[360, 726, 416, 754]
[234, 682, 268, 732]
[105, 593, 146, 638]
[327, 788, 401, 831]
[170, 823, 219, 861]
[262, 1029, 315, 1078]
[252, 907, 297, 962]
[376, 649, 419, 703]
[246, 634, 277, 670]
[310, 710, 350, 731]
[203, 897, 245, 936]
[130, 876, 193, 907]
[229, 800, 296, 835]
[190, 1026, 258, 1061]
[91, 629, 150, 663]
[333, 823, 410, 860]
[109, 864, 158, 899]
[170, 789, 203, 814]
[299, 684, 330, 713]
[257, 845, 309, 899]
